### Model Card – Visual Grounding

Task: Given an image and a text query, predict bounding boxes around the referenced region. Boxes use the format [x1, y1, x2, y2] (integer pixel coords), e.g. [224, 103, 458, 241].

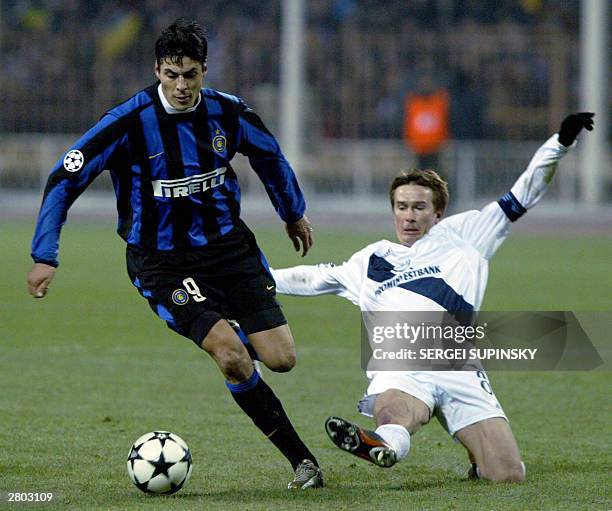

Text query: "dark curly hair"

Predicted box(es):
[155, 18, 207, 67]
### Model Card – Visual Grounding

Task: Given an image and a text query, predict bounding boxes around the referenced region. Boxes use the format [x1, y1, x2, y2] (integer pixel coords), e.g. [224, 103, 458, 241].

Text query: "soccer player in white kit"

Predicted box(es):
[271, 113, 594, 482]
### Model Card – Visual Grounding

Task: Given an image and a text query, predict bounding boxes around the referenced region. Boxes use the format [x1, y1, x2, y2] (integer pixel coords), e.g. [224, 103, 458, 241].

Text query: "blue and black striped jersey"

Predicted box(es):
[31, 84, 306, 267]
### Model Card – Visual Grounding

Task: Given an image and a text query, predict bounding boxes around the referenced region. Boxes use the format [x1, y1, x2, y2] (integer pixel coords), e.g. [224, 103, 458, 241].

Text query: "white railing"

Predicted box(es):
[0, 134, 605, 207]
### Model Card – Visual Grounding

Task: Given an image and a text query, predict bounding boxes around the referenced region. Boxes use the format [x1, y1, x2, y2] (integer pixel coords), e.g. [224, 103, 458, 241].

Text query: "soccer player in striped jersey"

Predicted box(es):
[272, 113, 594, 482]
[27, 19, 322, 490]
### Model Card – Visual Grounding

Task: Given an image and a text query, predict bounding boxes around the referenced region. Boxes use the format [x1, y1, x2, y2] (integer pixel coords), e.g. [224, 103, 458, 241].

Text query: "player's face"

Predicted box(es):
[392, 184, 441, 246]
[155, 57, 206, 110]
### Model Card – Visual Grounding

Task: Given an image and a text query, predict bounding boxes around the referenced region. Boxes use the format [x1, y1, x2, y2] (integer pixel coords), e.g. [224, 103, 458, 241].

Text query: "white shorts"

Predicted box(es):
[358, 370, 507, 437]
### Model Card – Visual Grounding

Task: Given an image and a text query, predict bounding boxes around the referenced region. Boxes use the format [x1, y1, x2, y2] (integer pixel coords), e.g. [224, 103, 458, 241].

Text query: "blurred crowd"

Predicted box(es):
[0, 0, 580, 140]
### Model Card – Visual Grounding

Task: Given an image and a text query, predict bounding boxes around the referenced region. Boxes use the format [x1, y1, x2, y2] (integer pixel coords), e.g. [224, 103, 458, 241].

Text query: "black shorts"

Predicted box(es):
[126, 222, 286, 345]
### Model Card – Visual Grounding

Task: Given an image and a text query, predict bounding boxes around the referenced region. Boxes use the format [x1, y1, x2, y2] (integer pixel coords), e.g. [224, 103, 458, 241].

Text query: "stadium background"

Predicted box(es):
[1, 1, 610, 510]
[0, 0, 609, 208]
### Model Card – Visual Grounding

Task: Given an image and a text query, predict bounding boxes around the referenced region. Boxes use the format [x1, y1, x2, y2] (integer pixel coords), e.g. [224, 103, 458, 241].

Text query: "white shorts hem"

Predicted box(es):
[448, 412, 508, 437]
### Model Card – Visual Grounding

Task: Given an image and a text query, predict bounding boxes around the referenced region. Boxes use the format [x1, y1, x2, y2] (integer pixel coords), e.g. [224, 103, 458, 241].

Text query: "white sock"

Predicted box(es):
[375, 424, 411, 461]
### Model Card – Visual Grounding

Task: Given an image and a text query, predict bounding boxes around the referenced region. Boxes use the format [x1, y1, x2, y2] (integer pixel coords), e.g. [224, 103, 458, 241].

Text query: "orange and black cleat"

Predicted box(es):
[325, 416, 397, 468]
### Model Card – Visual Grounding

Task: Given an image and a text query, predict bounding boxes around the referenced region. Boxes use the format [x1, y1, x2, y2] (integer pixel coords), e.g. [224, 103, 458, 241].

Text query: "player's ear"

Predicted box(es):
[154, 61, 161, 79]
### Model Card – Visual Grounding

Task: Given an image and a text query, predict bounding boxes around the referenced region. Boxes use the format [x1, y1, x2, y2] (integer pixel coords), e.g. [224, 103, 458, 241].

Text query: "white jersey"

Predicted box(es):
[272, 135, 569, 314]
[272, 134, 571, 431]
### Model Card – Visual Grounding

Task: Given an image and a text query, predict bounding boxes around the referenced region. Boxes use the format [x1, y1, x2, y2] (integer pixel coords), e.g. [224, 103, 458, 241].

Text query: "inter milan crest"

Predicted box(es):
[172, 289, 189, 305]
[212, 129, 227, 153]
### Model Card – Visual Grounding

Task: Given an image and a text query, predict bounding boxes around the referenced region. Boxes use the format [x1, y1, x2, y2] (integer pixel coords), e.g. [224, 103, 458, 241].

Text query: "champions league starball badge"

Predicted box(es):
[63, 150, 85, 172]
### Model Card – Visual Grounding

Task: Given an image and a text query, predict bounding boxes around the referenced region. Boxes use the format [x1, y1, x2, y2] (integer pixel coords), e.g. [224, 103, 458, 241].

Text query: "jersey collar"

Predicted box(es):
[157, 84, 202, 114]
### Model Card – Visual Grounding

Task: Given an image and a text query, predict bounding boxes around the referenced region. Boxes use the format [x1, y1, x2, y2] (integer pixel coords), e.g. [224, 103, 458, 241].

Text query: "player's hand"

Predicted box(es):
[285, 216, 314, 257]
[558, 112, 595, 147]
[27, 263, 56, 298]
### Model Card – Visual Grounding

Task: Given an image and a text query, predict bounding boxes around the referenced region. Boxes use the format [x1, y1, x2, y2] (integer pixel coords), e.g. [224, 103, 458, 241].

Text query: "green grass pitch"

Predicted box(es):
[1, 220, 611, 510]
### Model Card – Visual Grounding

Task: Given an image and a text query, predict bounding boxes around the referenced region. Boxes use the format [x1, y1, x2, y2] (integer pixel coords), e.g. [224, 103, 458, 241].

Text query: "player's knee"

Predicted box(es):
[479, 461, 525, 483]
[263, 349, 296, 373]
[505, 461, 526, 482]
[249, 325, 296, 372]
[494, 467, 525, 483]
[216, 345, 252, 381]
[202, 327, 252, 380]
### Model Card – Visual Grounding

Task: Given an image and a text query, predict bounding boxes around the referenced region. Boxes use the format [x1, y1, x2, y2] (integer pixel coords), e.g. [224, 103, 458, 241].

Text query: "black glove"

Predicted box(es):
[558, 112, 595, 147]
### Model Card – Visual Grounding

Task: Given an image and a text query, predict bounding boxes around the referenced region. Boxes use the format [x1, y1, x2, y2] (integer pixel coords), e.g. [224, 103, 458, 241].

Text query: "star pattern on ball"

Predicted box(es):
[149, 451, 175, 479]
[127, 431, 192, 494]
[127, 446, 143, 463]
[154, 432, 170, 444]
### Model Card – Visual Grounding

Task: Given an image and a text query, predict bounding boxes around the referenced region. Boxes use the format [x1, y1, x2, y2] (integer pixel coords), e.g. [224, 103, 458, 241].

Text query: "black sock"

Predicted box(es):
[226, 369, 317, 470]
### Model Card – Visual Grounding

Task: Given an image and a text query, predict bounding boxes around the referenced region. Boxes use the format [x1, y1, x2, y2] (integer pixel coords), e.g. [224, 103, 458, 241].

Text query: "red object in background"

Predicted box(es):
[404, 90, 450, 156]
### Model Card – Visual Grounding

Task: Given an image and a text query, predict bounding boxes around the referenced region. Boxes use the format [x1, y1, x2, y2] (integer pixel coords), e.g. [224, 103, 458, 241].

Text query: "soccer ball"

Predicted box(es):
[127, 431, 192, 494]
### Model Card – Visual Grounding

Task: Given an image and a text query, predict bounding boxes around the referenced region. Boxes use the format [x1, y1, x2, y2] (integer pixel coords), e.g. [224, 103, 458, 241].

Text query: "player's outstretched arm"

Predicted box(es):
[272, 246, 368, 303]
[271, 263, 349, 297]
[447, 113, 596, 260]
[27, 263, 56, 298]
[509, 112, 596, 211]
[285, 216, 314, 257]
